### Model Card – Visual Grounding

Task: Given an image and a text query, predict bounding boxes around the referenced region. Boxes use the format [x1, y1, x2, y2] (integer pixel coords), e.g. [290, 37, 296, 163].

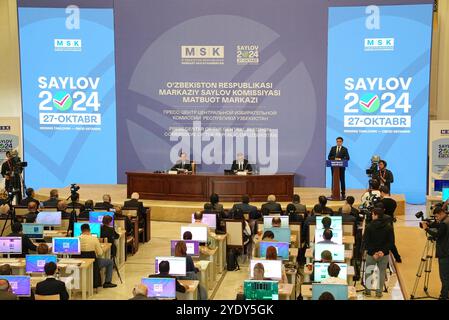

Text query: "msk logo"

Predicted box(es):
[54, 39, 82, 52]
[364, 38, 394, 51]
[181, 46, 224, 65]
[181, 46, 224, 58]
[441, 130, 449, 135]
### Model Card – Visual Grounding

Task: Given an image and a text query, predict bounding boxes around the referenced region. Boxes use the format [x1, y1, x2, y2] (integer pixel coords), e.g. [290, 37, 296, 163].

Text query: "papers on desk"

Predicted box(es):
[58, 259, 84, 264]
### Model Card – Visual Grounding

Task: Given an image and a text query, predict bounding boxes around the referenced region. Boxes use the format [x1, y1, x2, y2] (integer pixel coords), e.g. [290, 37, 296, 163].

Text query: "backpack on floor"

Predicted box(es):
[226, 248, 240, 271]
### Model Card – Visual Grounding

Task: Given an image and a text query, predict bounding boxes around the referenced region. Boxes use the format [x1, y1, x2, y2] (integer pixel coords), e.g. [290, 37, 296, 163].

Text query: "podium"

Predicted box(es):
[326, 160, 348, 201]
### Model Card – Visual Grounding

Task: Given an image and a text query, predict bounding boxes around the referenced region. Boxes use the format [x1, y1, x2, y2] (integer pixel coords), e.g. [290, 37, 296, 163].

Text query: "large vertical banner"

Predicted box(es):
[428, 120, 449, 195]
[326, 4, 433, 203]
[18, 6, 117, 188]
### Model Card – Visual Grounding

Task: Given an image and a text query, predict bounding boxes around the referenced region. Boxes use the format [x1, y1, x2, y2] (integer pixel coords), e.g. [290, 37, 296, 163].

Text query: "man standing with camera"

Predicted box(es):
[422, 207, 449, 300]
[1, 151, 14, 192]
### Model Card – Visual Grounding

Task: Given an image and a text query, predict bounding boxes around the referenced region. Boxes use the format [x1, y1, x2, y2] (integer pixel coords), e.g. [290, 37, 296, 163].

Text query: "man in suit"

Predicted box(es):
[78, 200, 94, 219]
[124, 192, 147, 228]
[100, 215, 119, 258]
[43, 189, 59, 207]
[261, 195, 282, 214]
[148, 260, 188, 293]
[19, 188, 40, 207]
[23, 201, 39, 223]
[231, 153, 252, 172]
[231, 195, 259, 219]
[1, 151, 14, 192]
[0, 279, 17, 300]
[328, 136, 350, 199]
[35, 262, 69, 300]
[57, 200, 72, 219]
[8, 222, 37, 257]
[171, 152, 192, 171]
[95, 194, 114, 210]
[376, 160, 394, 193]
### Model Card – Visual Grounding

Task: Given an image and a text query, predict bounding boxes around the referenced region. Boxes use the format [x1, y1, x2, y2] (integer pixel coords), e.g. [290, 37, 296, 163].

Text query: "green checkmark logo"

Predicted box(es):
[359, 93, 380, 113]
[53, 91, 72, 111]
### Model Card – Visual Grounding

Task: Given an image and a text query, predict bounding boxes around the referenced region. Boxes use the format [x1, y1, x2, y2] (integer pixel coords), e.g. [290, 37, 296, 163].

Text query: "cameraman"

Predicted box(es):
[421, 207, 449, 300]
[376, 160, 393, 193]
[1, 151, 13, 192]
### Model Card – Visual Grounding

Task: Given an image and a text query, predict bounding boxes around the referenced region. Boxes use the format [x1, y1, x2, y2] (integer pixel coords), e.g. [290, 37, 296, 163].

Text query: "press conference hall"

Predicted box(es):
[1, 0, 449, 309]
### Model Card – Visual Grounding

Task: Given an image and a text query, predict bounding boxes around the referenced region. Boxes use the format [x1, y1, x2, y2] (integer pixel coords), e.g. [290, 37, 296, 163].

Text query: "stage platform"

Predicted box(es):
[35, 184, 406, 223]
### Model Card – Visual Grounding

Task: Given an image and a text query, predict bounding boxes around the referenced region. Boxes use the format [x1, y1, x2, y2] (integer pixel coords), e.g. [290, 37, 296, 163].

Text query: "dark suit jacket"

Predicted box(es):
[101, 225, 119, 257]
[1, 159, 13, 178]
[231, 159, 252, 172]
[42, 198, 59, 207]
[67, 202, 85, 212]
[24, 212, 38, 223]
[8, 232, 37, 255]
[171, 161, 192, 171]
[328, 145, 350, 161]
[78, 210, 91, 219]
[19, 197, 40, 207]
[124, 199, 146, 218]
[147, 273, 186, 293]
[261, 202, 282, 214]
[60, 210, 72, 219]
[94, 202, 114, 210]
[375, 169, 394, 190]
[231, 203, 259, 219]
[35, 277, 69, 300]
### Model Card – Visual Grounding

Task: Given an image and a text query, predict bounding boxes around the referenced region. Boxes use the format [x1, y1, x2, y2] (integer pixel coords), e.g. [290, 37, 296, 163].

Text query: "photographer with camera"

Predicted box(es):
[1, 151, 13, 192]
[421, 207, 449, 300]
[376, 160, 394, 193]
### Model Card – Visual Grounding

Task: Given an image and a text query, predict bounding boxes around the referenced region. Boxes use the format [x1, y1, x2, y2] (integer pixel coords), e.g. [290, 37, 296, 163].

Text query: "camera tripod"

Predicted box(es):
[410, 237, 438, 300]
[0, 196, 15, 237]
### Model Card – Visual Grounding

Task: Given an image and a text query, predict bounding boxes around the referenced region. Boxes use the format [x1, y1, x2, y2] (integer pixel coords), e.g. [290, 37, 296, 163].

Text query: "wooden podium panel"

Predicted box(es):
[126, 172, 294, 202]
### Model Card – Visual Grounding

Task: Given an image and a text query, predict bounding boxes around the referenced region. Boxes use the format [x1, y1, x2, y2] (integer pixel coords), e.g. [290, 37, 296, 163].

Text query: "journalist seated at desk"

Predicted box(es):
[23, 201, 39, 223]
[42, 189, 59, 207]
[204, 193, 224, 215]
[35, 262, 69, 300]
[57, 200, 72, 219]
[8, 222, 37, 256]
[286, 204, 304, 223]
[313, 195, 333, 215]
[231, 153, 252, 172]
[79, 223, 117, 288]
[95, 194, 114, 211]
[171, 152, 192, 171]
[316, 229, 338, 245]
[290, 194, 307, 215]
[100, 215, 120, 258]
[148, 260, 188, 293]
[78, 200, 94, 219]
[230, 195, 259, 219]
[261, 195, 282, 214]
[321, 263, 347, 285]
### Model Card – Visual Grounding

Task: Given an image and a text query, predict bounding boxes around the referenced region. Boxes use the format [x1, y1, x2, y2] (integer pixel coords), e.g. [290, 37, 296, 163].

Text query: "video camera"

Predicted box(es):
[70, 183, 80, 202]
[359, 192, 382, 223]
[366, 155, 380, 177]
[416, 211, 437, 229]
[9, 150, 27, 172]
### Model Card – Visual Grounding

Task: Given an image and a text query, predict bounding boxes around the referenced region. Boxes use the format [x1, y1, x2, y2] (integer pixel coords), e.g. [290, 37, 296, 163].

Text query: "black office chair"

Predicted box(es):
[73, 251, 102, 289]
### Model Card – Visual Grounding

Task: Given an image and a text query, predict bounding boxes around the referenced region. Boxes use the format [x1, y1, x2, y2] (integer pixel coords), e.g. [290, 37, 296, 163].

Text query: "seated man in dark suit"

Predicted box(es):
[67, 192, 85, 213]
[313, 195, 333, 215]
[57, 200, 72, 219]
[286, 204, 304, 223]
[8, 222, 37, 257]
[19, 188, 40, 207]
[231, 195, 259, 219]
[231, 153, 252, 172]
[78, 200, 94, 219]
[23, 201, 39, 223]
[35, 262, 69, 300]
[261, 195, 282, 214]
[171, 152, 192, 171]
[148, 260, 188, 293]
[100, 215, 119, 258]
[123, 192, 147, 227]
[95, 194, 114, 211]
[42, 189, 59, 207]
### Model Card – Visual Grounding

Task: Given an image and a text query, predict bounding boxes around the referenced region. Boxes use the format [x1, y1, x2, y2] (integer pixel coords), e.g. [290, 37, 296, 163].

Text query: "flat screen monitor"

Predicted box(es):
[0, 237, 22, 254]
[191, 213, 216, 229]
[434, 179, 449, 192]
[312, 283, 348, 300]
[73, 222, 101, 238]
[250, 259, 282, 280]
[313, 263, 348, 282]
[35, 211, 61, 226]
[316, 216, 342, 230]
[263, 227, 291, 243]
[180, 226, 208, 242]
[141, 277, 176, 299]
[52, 237, 81, 255]
[25, 254, 57, 273]
[314, 244, 345, 262]
[259, 241, 289, 260]
[443, 188, 449, 202]
[314, 228, 343, 245]
[22, 223, 44, 239]
[154, 256, 186, 276]
[89, 211, 114, 226]
[243, 280, 279, 300]
[263, 216, 289, 228]
[170, 240, 200, 257]
[1, 276, 31, 297]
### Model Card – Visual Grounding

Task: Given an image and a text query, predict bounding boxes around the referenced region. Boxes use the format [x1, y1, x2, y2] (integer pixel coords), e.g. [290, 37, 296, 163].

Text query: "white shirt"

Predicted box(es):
[321, 276, 347, 285]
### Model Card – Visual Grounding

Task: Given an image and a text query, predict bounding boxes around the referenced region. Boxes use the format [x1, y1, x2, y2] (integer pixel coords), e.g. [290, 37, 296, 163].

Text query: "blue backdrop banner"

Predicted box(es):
[18, 7, 117, 188]
[326, 4, 433, 203]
